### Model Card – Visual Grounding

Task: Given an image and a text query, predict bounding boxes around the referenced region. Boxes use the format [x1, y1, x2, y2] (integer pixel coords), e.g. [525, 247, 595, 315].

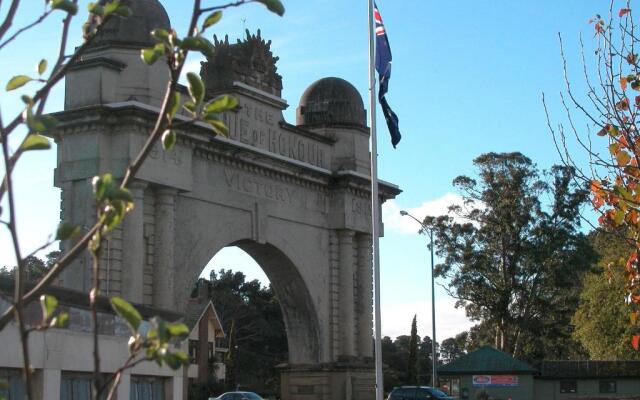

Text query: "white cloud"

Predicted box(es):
[381, 297, 473, 341]
[382, 193, 467, 235]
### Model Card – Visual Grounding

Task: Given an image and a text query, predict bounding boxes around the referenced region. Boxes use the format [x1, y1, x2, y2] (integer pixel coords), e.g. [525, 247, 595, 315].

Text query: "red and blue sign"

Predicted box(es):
[472, 375, 519, 387]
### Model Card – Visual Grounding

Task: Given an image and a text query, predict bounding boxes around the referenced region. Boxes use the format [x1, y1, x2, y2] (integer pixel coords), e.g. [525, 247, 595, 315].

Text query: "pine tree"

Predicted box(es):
[407, 315, 419, 384]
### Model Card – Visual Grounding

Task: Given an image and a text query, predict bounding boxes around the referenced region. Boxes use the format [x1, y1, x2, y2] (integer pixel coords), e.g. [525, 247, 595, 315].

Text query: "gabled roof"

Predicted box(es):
[438, 346, 537, 375]
[184, 300, 225, 338]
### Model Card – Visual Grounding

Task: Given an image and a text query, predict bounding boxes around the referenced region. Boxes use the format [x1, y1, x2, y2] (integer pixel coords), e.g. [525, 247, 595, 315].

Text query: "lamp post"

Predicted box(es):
[400, 210, 437, 388]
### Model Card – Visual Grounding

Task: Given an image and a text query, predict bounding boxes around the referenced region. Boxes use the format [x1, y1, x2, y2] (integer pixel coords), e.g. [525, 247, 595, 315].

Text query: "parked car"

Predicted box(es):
[386, 386, 454, 400]
[209, 392, 265, 400]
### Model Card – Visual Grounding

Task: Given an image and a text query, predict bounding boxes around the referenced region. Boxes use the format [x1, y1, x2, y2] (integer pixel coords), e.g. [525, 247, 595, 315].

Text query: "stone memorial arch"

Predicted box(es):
[53, 1, 400, 399]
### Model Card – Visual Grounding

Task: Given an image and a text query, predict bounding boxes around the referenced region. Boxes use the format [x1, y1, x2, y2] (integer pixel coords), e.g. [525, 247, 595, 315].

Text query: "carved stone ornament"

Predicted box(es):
[201, 29, 283, 98]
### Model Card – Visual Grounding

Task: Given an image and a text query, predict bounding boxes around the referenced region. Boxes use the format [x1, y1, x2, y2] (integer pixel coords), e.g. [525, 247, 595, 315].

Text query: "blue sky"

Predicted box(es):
[0, 1, 612, 340]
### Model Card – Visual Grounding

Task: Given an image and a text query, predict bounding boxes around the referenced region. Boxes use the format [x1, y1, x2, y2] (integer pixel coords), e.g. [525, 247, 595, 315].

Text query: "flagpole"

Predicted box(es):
[367, 1, 384, 400]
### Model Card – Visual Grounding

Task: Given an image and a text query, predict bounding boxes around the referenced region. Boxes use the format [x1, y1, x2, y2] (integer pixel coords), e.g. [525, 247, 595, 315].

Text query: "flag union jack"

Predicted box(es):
[374, 8, 386, 36]
[373, 2, 401, 148]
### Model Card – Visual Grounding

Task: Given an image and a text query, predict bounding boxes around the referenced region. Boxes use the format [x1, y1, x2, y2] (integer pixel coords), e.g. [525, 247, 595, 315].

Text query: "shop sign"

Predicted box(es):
[472, 375, 519, 387]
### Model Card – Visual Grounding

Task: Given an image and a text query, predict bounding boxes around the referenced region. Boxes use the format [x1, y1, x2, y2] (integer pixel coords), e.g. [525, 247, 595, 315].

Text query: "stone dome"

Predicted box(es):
[89, 0, 171, 49]
[296, 77, 366, 128]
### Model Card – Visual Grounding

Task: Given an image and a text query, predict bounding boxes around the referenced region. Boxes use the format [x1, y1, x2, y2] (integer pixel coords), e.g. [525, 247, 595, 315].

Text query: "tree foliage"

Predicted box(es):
[201, 270, 288, 396]
[0, 0, 285, 398]
[440, 333, 467, 365]
[407, 315, 419, 385]
[545, 3, 640, 349]
[427, 152, 595, 359]
[573, 230, 640, 359]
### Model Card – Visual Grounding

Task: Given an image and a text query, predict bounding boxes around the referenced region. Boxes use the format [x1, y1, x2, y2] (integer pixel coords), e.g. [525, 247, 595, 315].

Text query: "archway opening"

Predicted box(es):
[185, 241, 319, 398]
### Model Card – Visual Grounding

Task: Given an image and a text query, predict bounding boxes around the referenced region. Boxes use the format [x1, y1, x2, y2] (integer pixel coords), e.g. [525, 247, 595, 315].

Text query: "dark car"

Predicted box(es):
[209, 392, 264, 400]
[386, 386, 453, 400]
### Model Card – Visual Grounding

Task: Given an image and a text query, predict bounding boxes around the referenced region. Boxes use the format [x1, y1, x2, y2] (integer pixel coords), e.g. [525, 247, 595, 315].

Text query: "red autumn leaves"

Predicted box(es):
[589, 6, 640, 351]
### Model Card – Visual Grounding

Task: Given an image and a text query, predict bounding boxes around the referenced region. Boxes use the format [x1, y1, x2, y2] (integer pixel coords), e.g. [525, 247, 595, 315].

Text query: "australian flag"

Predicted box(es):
[374, 3, 401, 148]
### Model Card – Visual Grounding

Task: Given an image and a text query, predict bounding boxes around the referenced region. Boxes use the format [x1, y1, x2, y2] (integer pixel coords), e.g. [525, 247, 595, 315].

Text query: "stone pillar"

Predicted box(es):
[118, 373, 131, 400]
[338, 230, 356, 358]
[153, 188, 177, 310]
[42, 369, 61, 400]
[121, 181, 147, 304]
[356, 234, 373, 359]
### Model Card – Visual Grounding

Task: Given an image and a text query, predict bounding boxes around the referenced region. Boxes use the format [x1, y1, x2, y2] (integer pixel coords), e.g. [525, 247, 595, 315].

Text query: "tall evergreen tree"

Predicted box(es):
[407, 315, 419, 384]
[427, 152, 595, 359]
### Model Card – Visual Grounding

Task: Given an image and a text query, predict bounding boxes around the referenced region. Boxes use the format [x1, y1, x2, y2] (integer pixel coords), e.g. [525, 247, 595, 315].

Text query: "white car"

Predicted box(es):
[209, 391, 265, 400]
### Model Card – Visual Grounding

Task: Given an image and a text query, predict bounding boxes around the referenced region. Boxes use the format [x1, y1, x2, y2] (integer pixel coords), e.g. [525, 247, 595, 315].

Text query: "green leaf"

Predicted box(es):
[24, 108, 58, 133]
[141, 44, 165, 65]
[167, 92, 181, 119]
[183, 101, 196, 115]
[20, 134, 51, 151]
[205, 95, 238, 114]
[255, 0, 285, 16]
[155, 318, 171, 343]
[181, 37, 214, 58]
[186, 72, 205, 105]
[87, 3, 105, 16]
[52, 312, 69, 328]
[204, 115, 229, 137]
[56, 222, 80, 241]
[37, 59, 48, 75]
[167, 322, 189, 338]
[40, 295, 58, 320]
[203, 11, 223, 29]
[151, 28, 170, 43]
[51, 0, 79, 15]
[92, 173, 115, 201]
[6, 75, 32, 91]
[141, 48, 159, 65]
[112, 187, 133, 203]
[104, 1, 132, 17]
[162, 129, 176, 151]
[164, 351, 188, 369]
[110, 296, 142, 333]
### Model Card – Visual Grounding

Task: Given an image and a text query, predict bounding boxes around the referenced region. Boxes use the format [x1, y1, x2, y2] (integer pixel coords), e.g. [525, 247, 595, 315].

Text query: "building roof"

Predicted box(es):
[539, 360, 640, 379]
[438, 346, 537, 375]
[0, 276, 181, 321]
[297, 77, 366, 128]
[88, 0, 171, 50]
[184, 300, 225, 339]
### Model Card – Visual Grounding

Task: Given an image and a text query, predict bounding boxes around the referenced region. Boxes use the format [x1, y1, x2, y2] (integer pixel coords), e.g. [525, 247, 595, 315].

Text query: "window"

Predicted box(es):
[60, 373, 110, 400]
[60, 376, 91, 400]
[130, 376, 165, 400]
[189, 339, 198, 364]
[416, 388, 433, 399]
[559, 380, 577, 394]
[0, 369, 24, 400]
[439, 378, 460, 397]
[391, 388, 416, 400]
[599, 380, 616, 393]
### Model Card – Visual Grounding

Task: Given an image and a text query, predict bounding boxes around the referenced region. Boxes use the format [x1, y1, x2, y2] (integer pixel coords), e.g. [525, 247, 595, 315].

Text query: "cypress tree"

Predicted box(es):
[407, 315, 419, 384]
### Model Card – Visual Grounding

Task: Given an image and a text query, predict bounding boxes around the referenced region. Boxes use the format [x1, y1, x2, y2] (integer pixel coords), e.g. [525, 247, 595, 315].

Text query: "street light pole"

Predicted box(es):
[400, 210, 438, 388]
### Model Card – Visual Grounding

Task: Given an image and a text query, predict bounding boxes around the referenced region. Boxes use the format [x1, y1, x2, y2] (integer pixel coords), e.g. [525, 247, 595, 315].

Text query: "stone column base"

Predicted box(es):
[279, 362, 375, 400]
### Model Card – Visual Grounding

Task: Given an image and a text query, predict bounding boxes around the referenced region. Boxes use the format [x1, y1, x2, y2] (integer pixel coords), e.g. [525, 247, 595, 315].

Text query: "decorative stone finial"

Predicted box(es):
[201, 29, 283, 98]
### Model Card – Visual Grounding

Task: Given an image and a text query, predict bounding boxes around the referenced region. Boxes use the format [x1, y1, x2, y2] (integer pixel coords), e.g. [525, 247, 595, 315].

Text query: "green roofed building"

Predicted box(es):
[438, 346, 640, 400]
[438, 346, 536, 400]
